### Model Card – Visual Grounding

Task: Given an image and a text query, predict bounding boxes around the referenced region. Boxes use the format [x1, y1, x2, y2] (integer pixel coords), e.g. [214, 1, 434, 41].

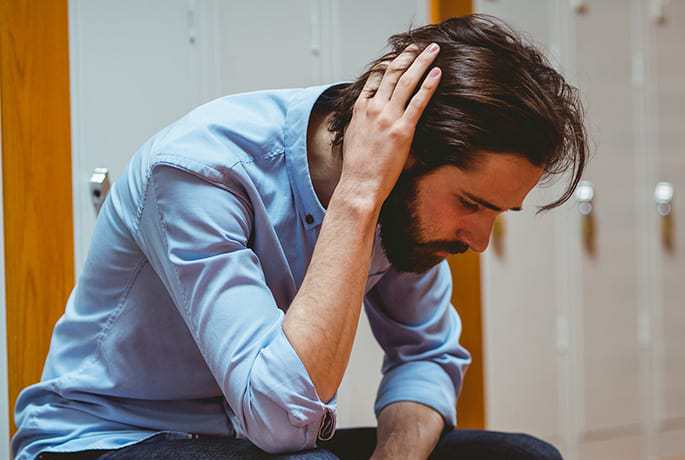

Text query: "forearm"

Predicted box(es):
[283, 42, 440, 404]
[371, 401, 445, 460]
[283, 180, 381, 402]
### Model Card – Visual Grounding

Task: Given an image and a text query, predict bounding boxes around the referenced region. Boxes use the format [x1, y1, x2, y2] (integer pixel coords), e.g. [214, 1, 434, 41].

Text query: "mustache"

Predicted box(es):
[417, 240, 469, 255]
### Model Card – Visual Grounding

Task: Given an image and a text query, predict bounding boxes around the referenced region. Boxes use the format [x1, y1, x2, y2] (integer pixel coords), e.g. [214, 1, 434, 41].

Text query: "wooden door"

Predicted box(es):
[0, 0, 74, 437]
[0, 21, 8, 457]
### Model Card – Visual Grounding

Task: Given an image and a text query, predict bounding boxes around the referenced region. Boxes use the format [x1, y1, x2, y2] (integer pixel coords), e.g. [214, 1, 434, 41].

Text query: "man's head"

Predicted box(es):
[328, 15, 588, 272]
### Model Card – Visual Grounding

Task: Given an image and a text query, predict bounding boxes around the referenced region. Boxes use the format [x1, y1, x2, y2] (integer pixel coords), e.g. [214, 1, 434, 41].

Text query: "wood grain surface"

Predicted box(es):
[0, 0, 75, 435]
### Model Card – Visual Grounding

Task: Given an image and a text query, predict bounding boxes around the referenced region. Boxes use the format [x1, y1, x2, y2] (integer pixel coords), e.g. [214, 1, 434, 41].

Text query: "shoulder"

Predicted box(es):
[134, 88, 301, 186]
[153, 88, 298, 165]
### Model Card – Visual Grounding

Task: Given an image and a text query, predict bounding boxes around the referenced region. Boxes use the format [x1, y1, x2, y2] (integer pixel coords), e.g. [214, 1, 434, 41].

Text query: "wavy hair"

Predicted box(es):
[325, 14, 588, 211]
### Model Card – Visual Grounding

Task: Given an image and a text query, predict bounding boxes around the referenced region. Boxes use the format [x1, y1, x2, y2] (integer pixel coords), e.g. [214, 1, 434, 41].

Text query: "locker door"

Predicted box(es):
[213, 1, 316, 93]
[570, 2, 643, 458]
[474, 0, 566, 450]
[335, 0, 427, 80]
[646, 2, 685, 458]
[69, 0, 207, 273]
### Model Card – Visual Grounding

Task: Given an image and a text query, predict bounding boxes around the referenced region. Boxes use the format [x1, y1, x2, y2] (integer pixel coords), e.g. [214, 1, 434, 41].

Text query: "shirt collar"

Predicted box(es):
[284, 82, 348, 229]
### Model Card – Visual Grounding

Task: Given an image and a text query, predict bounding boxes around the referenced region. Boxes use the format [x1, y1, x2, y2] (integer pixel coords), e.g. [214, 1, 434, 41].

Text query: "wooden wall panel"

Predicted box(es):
[430, 0, 472, 24]
[448, 252, 485, 429]
[0, 0, 74, 434]
[430, 0, 485, 430]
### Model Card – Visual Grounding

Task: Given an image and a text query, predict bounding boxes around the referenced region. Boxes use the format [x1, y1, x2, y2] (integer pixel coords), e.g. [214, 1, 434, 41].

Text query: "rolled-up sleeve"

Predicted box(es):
[134, 164, 335, 453]
[365, 261, 471, 428]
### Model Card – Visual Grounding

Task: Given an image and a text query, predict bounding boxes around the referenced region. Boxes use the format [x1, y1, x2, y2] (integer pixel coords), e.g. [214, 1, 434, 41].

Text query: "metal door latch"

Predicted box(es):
[655, 181, 674, 251]
[575, 180, 596, 256]
[492, 215, 506, 257]
[89, 168, 110, 215]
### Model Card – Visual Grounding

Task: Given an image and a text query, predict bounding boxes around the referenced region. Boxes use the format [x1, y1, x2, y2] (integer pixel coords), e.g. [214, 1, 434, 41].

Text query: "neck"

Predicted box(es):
[306, 107, 342, 208]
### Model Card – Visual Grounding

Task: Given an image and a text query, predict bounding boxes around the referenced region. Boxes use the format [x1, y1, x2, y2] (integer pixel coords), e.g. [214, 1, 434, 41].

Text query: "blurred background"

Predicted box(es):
[0, 0, 683, 459]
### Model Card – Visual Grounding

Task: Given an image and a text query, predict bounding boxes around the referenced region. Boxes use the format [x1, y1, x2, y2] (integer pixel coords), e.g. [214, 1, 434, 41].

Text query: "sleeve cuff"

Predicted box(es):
[374, 360, 458, 427]
[248, 323, 337, 447]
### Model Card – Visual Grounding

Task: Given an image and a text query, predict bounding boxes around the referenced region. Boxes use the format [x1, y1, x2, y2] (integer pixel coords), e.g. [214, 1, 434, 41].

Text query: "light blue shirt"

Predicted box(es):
[12, 83, 471, 459]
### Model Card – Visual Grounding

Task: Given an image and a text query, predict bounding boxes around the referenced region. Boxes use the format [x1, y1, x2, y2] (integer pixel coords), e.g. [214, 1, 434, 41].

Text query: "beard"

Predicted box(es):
[379, 168, 469, 274]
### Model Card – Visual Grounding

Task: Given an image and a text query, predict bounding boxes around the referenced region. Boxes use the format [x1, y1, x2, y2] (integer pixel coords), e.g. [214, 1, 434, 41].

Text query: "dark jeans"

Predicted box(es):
[38, 428, 563, 460]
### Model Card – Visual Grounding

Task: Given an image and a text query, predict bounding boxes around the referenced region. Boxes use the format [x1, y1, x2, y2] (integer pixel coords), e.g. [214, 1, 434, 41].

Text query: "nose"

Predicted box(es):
[461, 215, 497, 253]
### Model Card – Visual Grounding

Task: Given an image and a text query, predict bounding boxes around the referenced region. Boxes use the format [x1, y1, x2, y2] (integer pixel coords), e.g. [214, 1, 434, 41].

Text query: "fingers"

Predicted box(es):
[401, 66, 441, 125]
[356, 42, 440, 128]
[373, 44, 420, 101]
[360, 64, 384, 99]
[387, 43, 440, 114]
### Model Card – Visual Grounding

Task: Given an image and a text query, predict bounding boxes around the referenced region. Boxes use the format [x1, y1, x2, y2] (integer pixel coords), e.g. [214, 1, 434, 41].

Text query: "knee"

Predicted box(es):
[282, 448, 339, 460]
[509, 433, 563, 460]
[433, 430, 563, 460]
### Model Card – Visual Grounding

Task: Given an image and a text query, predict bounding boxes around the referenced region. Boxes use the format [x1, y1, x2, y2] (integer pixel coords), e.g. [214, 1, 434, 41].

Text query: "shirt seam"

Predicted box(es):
[155, 149, 285, 177]
[133, 151, 285, 235]
[56, 256, 148, 391]
[148, 171, 190, 312]
[146, 159, 255, 219]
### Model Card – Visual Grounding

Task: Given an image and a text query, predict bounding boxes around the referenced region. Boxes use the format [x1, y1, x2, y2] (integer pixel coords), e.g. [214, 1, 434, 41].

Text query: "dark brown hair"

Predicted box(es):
[326, 14, 587, 211]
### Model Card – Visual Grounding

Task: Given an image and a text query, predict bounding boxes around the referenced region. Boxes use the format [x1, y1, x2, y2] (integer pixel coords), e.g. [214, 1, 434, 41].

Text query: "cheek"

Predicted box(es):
[414, 182, 463, 237]
[417, 198, 464, 236]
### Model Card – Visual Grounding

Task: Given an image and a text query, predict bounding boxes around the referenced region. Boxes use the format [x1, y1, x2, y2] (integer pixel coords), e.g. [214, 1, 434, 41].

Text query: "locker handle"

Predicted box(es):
[89, 168, 110, 215]
[655, 181, 674, 251]
[571, 0, 589, 15]
[575, 180, 596, 256]
[492, 215, 505, 257]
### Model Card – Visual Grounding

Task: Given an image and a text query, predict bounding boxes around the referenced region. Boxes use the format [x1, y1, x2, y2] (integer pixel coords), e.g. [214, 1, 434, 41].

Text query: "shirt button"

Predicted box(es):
[305, 214, 314, 224]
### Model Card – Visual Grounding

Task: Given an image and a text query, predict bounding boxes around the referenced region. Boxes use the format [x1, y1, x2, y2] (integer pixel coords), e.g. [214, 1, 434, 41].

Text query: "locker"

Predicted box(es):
[645, 0, 685, 456]
[69, 0, 209, 274]
[478, 1, 685, 459]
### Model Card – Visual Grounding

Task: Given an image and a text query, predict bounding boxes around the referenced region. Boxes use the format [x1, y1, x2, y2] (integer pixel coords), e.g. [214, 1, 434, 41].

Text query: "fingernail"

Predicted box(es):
[429, 67, 441, 78]
[428, 43, 439, 53]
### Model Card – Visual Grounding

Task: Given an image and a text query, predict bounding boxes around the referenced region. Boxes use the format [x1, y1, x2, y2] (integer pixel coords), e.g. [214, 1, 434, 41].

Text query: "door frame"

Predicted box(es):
[0, 51, 10, 458]
[1, 0, 75, 441]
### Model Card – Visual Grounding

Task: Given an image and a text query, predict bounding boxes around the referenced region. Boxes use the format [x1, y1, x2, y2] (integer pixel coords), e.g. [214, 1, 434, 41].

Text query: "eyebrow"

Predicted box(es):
[463, 192, 523, 212]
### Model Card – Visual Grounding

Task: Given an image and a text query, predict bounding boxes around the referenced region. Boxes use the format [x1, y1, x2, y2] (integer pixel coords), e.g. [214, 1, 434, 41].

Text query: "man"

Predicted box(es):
[14, 15, 586, 460]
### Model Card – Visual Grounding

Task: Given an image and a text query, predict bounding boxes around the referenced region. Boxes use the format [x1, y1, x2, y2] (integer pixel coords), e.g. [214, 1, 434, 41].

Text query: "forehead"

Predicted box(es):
[424, 153, 544, 208]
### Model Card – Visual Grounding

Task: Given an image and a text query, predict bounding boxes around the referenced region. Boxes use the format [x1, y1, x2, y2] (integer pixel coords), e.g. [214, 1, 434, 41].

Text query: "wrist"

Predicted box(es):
[329, 178, 383, 219]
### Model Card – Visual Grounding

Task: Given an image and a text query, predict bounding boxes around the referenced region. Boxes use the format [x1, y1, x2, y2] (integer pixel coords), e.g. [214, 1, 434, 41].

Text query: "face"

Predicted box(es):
[379, 152, 545, 273]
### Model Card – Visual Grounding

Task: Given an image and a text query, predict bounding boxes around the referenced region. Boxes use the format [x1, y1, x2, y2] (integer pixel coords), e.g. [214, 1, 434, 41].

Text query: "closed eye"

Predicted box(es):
[458, 196, 481, 212]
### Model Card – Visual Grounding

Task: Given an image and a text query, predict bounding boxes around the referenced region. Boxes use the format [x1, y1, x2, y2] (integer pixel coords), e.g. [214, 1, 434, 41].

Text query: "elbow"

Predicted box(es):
[237, 386, 326, 455]
[231, 328, 337, 453]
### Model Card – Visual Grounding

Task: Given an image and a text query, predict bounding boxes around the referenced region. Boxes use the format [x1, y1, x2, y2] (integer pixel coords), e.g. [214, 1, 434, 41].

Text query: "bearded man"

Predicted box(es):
[14, 15, 585, 460]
